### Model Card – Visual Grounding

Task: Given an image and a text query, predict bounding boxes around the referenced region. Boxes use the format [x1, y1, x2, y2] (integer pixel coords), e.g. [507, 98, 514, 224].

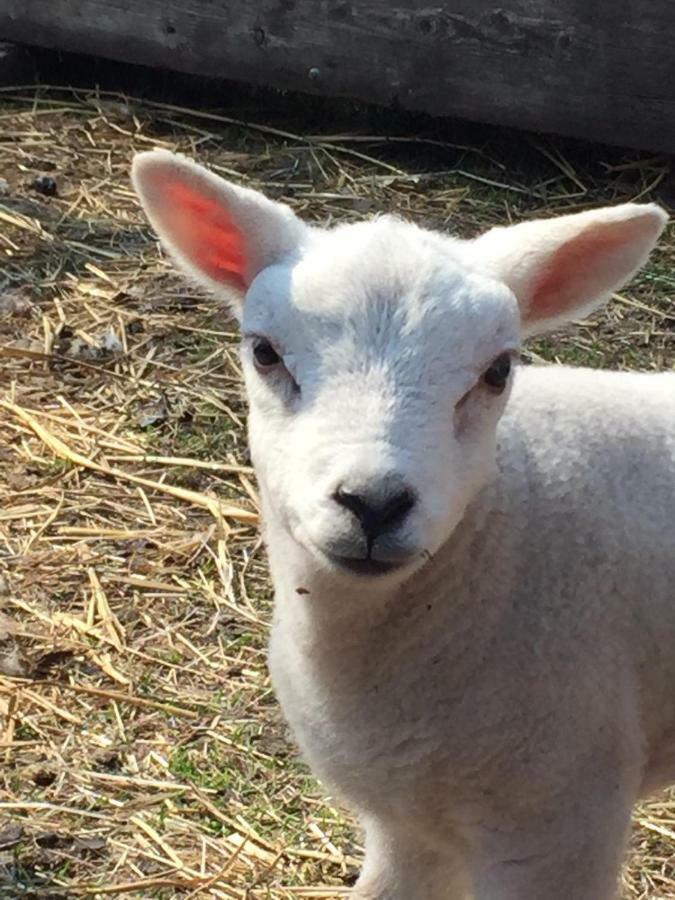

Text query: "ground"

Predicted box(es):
[1, 59, 675, 899]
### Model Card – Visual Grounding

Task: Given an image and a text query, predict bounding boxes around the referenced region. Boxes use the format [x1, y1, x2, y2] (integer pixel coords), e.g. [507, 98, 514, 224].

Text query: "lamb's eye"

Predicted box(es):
[253, 338, 281, 369]
[482, 353, 512, 392]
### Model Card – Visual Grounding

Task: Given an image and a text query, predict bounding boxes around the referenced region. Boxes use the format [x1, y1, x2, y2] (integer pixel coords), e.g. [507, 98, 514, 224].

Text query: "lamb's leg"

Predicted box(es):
[471, 800, 633, 900]
[352, 818, 470, 900]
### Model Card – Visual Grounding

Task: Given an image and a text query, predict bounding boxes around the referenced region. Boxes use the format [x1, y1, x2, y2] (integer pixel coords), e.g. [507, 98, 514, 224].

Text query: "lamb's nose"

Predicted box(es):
[333, 484, 416, 541]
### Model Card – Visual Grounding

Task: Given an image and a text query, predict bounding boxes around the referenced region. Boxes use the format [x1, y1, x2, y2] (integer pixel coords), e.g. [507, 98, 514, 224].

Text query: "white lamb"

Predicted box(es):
[132, 149, 672, 900]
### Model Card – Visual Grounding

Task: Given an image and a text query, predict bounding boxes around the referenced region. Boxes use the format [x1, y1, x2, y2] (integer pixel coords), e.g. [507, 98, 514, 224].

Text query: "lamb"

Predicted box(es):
[132, 148, 673, 900]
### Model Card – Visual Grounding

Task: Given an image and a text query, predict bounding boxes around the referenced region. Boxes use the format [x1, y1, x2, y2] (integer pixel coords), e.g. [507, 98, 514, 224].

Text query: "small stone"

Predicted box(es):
[0, 822, 23, 850]
[0, 289, 31, 317]
[0, 646, 27, 678]
[137, 394, 170, 427]
[32, 175, 58, 197]
[74, 834, 107, 853]
[0, 178, 9, 196]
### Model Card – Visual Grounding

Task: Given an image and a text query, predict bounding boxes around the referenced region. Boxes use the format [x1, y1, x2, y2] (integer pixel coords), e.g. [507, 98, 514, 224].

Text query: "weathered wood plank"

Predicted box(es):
[1, 1, 675, 151]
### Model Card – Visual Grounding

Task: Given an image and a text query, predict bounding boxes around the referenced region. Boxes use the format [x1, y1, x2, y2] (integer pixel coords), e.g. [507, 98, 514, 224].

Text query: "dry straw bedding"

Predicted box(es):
[0, 81, 674, 898]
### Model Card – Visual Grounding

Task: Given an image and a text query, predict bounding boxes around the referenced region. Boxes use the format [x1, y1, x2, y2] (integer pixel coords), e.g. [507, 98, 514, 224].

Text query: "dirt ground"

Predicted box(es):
[1, 51, 675, 898]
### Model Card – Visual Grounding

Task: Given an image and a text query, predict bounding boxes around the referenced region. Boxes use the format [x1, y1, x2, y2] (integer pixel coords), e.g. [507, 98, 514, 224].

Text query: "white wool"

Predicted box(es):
[132, 150, 670, 899]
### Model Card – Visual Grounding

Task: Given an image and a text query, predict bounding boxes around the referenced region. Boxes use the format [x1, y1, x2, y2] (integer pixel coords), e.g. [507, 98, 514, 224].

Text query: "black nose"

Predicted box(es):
[333, 485, 416, 542]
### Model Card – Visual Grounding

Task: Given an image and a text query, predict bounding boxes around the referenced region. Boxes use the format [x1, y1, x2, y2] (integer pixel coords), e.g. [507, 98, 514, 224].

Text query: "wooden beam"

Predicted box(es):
[2, 1, 675, 151]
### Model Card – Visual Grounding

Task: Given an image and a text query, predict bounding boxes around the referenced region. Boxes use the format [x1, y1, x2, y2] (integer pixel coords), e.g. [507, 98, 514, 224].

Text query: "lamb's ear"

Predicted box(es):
[132, 150, 305, 312]
[470, 203, 667, 336]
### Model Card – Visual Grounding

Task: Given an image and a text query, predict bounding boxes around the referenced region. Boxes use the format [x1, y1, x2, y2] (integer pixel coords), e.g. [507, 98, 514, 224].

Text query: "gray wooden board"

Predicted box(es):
[2, 1, 675, 151]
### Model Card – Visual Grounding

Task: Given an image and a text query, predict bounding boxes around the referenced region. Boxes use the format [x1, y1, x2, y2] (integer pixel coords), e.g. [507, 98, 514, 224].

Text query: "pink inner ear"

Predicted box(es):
[164, 181, 248, 291]
[528, 220, 643, 321]
[530, 227, 621, 320]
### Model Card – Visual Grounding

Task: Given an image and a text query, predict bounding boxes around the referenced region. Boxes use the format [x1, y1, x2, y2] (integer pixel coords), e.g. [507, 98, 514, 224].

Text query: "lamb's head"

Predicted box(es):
[132, 151, 666, 583]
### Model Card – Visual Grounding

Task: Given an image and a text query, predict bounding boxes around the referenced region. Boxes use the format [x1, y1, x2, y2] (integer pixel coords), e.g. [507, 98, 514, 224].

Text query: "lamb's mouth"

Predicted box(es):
[326, 554, 405, 577]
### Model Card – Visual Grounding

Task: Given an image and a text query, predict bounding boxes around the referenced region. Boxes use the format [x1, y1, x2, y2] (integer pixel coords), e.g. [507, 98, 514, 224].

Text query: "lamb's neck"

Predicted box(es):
[265, 519, 513, 711]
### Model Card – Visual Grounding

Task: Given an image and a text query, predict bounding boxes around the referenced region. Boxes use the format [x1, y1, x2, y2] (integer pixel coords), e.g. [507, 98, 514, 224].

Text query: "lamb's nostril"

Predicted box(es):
[380, 490, 416, 527]
[333, 485, 416, 539]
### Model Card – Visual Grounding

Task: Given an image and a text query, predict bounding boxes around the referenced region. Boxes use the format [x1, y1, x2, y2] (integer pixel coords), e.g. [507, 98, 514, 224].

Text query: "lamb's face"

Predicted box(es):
[131, 150, 666, 581]
[242, 219, 520, 579]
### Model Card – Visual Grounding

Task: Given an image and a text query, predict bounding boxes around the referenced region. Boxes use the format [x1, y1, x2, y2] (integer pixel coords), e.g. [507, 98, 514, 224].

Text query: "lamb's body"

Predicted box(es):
[269, 365, 675, 898]
[131, 150, 671, 898]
